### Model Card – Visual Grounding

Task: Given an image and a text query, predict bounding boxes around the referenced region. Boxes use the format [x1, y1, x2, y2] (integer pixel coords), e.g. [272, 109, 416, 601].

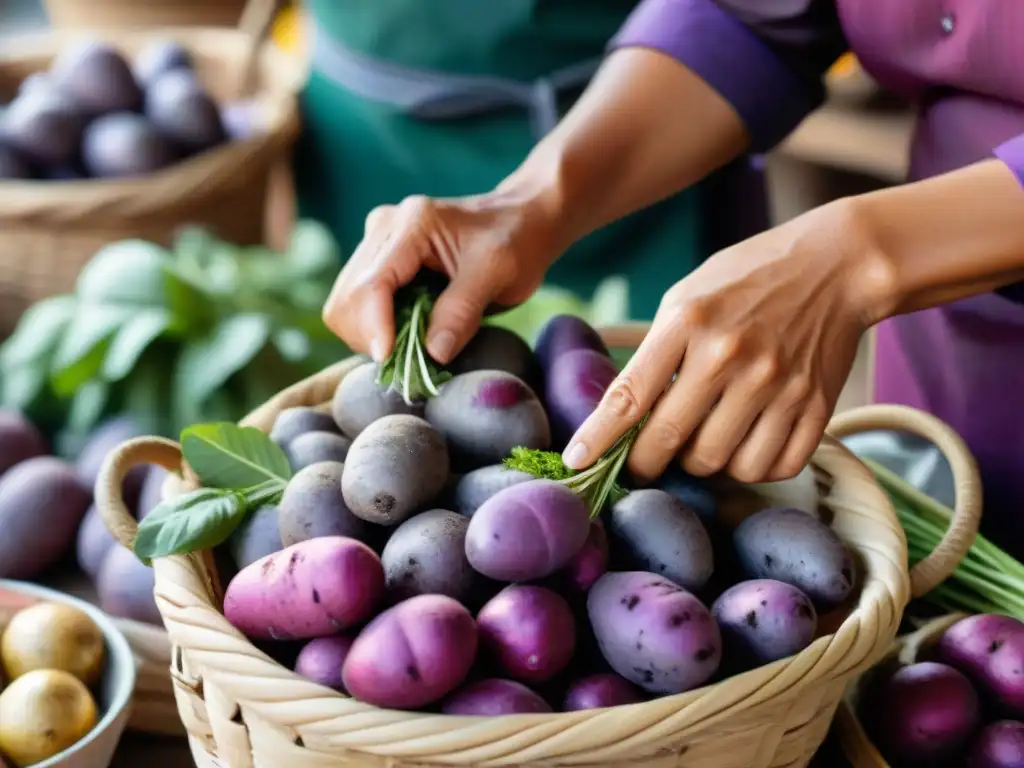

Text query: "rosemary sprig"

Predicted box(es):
[376, 288, 451, 405]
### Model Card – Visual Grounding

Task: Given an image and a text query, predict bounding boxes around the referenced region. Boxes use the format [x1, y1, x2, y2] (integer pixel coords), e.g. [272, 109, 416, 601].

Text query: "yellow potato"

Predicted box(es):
[1, 602, 105, 686]
[0, 669, 98, 766]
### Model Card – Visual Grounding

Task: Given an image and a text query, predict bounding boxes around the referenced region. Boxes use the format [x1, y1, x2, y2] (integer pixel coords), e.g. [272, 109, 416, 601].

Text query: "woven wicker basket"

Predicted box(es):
[0, 6, 301, 334]
[95, 326, 980, 768]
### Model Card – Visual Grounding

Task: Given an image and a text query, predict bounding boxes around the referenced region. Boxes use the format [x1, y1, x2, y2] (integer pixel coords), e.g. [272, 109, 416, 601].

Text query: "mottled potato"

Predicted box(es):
[331, 362, 423, 439]
[279, 462, 373, 546]
[381, 509, 478, 602]
[452, 464, 534, 517]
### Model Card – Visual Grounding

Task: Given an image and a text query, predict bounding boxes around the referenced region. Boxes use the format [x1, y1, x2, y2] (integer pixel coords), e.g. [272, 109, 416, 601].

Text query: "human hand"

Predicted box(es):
[563, 199, 887, 484]
[322, 189, 565, 365]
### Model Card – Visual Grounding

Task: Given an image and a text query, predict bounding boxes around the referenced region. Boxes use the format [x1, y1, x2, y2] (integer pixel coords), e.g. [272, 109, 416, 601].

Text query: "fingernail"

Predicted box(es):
[428, 330, 456, 362]
[563, 441, 588, 468]
[369, 338, 384, 363]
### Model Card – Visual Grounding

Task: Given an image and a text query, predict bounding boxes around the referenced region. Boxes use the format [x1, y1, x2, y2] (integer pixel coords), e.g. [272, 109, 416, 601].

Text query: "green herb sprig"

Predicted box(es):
[376, 288, 451, 405]
[133, 422, 292, 561]
[505, 416, 647, 518]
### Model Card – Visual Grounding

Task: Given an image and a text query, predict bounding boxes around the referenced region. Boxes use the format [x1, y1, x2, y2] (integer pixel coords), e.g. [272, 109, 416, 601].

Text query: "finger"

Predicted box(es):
[425, 266, 495, 363]
[563, 313, 686, 470]
[678, 356, 781, 478]
[766, 401, 830, 481]
[726, 407, 797, 483]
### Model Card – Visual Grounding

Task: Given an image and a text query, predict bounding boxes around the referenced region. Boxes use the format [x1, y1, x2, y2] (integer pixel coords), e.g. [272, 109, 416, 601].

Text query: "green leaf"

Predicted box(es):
[66, 379, 110, 434]
[181, 422, 292, 489]
[121, 355, 169, 436]
[0, 365, 47, 410]
[52, 304, 132, 372]
[0, 296, 76, 368]
[133, 487, 248, 560]
[287, 220, 340, 277]
[101, 309, 172, 382]
[173, 313, 272, 407]
[76, 240, 174, 306]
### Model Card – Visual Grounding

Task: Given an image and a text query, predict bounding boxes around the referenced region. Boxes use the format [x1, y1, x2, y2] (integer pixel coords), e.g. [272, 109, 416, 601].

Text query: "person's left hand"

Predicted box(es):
[562, 198, 888, 484]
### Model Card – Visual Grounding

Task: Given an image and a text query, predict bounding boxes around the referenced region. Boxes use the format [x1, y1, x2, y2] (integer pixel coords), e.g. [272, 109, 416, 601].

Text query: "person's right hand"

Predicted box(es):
[322, 191, 564, 365]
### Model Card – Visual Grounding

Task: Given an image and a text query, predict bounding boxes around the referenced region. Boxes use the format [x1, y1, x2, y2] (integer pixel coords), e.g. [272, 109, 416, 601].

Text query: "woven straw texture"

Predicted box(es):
[0, 16, 301, 335]
[96, 326, 980, 768]
[43, 0, 250, 30]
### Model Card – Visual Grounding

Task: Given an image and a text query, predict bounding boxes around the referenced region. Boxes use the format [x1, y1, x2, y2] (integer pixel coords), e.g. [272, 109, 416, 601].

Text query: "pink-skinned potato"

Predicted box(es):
[587, 572, 721, 695]
[224, 537, 384, 641]
[96, 544, 162, 625]
[563, 673, 644, 711]
[442, 678, 552, 715]
[937, 614, 1024, 716]
[466, 479, 590, 582]
[342, 594, 478, 709]
[0, 408, 46, 476]
[967, 720, 1024, 768]
[294, 635, 355, 693]
[478, 585, 576, 683]
[557, 519, 609, 593]
[544, 348, 617, 447]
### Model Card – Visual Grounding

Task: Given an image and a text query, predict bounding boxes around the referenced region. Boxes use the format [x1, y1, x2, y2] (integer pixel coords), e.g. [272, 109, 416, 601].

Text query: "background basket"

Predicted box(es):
[0, 6, 301, 335]
[96, 326, 980, 768]
[42, 0, 251, 31]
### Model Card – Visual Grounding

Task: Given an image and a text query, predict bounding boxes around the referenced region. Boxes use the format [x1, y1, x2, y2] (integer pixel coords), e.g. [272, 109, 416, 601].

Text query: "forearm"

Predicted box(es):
[857, 159, 1024, 320]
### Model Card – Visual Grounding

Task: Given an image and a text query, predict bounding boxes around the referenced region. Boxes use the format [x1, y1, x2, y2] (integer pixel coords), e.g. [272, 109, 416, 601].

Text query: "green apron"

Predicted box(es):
[293, 0, 707, 320]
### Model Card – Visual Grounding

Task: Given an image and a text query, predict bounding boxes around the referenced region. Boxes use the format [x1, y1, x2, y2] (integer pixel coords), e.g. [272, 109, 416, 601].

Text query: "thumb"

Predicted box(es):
[426, 270, 492, 363]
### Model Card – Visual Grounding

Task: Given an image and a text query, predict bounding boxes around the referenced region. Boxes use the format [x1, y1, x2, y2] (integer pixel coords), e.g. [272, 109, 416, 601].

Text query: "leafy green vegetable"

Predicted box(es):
[377, 288, 451, 405]
[134, 487, 248, 562]
[181, 422, 292, 489]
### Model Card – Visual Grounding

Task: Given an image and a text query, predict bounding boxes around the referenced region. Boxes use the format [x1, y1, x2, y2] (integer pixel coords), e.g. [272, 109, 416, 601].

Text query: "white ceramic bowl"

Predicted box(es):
[0, 579, 135, 768]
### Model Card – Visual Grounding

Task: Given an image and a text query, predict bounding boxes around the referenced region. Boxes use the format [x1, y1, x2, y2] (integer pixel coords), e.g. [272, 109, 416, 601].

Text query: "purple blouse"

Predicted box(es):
[612, 0, 1024, 555]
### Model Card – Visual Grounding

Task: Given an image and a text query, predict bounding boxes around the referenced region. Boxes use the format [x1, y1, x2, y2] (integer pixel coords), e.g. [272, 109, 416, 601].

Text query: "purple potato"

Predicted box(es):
[0, 143, 33, 180]
[711, 579, 817, 668]
[341, 415, 449, 526]
[228, 504, 283, 569]
[0, 408, 46, 475]
[342, 594, 478, 709]
[560, 520, 609, 593]
[44, 165, 86, 180]
[478, 585, 576, 684]
[145, 69, 226, 153]
[870, 662, 980, 765]
[442, 679, 552, 715]
[938, 614, 1024, 716]
[76, 504, 118, 579]
[609, 489, 714, 592]
[96, 544, 162, 625]
[18, 72, 52, 97]
[425, 371, 550, 471]
[534, 314, 610, 373]
[134, 40, 193, 88]
[381, 509, 476, 602]
[220, 99, 261, 141]
[279, 462, 372, 546]
[1, 89, 84, 167]
[452, 464, 534, 517]
[449, 326, 543, 394]
[587, 572, 721, 694]
[331, 362, 423, 439]
[223, 537, 385, 641]
[967, 720, 1024, 768]
[654, 464, 718, 522]
[294, 635, 355, 693]
[733, 507, 855, 609]
[75, 415, 148, 506]
[269, 406, 340, 447]
[562, 673, 644, 711]
[137, 465, 170, 519]
[50, 41, 142, 115]
[82, 112, 178, 177]
[284, 431, 351, 470]
[465, 479, 590, 582]
[544, 348, 617, 446]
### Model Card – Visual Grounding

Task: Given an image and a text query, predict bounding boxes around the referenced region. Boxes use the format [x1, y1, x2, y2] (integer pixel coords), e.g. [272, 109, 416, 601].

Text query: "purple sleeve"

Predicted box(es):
[995, 133, 1024, 187]
[610, 0, 847, 152]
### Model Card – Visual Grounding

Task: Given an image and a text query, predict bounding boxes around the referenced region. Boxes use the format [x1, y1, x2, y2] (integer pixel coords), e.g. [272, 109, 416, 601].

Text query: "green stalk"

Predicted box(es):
[376, 289, 451, 405]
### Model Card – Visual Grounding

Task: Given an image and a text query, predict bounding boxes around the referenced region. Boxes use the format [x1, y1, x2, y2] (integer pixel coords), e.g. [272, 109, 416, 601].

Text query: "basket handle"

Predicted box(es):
[236, 0, 284, 98]
[827, 404, 982, 598]
[96, 437, 185, 550]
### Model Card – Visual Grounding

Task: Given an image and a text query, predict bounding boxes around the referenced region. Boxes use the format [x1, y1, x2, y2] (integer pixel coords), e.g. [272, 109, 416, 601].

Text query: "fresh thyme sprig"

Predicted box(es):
[376, 288, 451, 405]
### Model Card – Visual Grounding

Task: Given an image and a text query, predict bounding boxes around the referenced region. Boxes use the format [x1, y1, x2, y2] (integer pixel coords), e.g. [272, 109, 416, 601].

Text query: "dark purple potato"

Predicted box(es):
[452, 464, 534, 517]
[465, 479, 590, 582]
[560, 520, 609, 593]
[18, 71, 52, 97]
[279, 461, 373, 546]
[478, 585, 576, 684]
[442, 679, 552, 715]
[544, 348, 617, 447]
[97, 544, 162, 625]
[0, 143, 33, 180]
[534, 314, 610, 373]
[938, 614, 1024, 716]
[0, 457, 92, 579]
[449, 326, 543, 394]
[733, 507, 855, 609]
[1, 90, 84, 166]
[145, 69, 226, 153]
[587, 572, 721, 695]
[82, 112, 178, 178]
[341, 415, 449, 526]
[75, 415, 148, 505]
[562, 673, 643, 711]
[331, 362, 424, 439]
[294, 635, 354, 693]
[220, 99, 261, 141]
[870, 662, 980, 765]
[228, 504, 283, 569]
[137, 465, 170, 519]
[50, 41, 142, 115]
[967, 720, 1024, 768]
[284, 431, 351, 470]
[269, 406, 340, 447]
[711, 579, 817, 669]
[654, 464, 718, 522]
[76, 504, 118, 579]
[0, 408, 47, 475]
[134, 40, 193, 88]
[44, 165, 86, 180]
[609, 489, 714, 592]
[381, 509, 476, 603]
[425, 371, 550, 471]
